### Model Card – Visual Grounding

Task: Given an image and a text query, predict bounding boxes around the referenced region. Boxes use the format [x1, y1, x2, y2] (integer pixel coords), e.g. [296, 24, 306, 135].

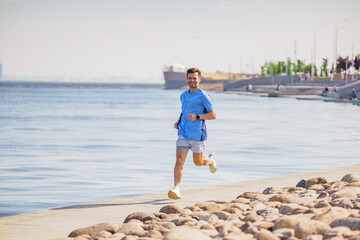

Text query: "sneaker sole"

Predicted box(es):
[168, 190, 181, 200]
[209, 155, 217, 173]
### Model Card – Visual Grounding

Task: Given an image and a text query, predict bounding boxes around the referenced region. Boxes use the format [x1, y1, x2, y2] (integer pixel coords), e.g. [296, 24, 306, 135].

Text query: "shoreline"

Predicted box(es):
[1, 164, 360, 240]
[220, 90, 360, 106]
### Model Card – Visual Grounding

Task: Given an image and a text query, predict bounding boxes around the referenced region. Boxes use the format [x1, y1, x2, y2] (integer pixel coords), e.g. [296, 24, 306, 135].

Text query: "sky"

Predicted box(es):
[0, 0, 359, 82]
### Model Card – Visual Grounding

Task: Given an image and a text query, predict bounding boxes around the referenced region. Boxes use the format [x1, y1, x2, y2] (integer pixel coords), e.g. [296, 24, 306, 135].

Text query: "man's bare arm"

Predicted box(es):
[187, 110, 216, 121]
[174, 112, 182, 129]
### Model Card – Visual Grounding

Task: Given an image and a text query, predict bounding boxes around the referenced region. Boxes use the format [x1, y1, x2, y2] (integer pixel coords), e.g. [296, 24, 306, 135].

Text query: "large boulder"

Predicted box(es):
[211, 211, 230, 220]
[305, 177, 328, 189]
[117, 222, 145, 236]
[341, 173, 359, 183]
[330, 189, 358, 199]
[160, 205, 182, 214]
[324, 226, 353, 239]
[255, 229, 281, 240]
[296, 179, 306, 188]
[269, 194, 292, 203]
[68, 222, 119, 237]
[330, 218, 360, 230]
[237, 192, 261, 199]
[312, 207, 350, 224]
[124, 212, 151, 223]
[273, 216, 308, 230]
[294, 220, 331, 239]
[279, 203, 308, 214]
[195, 202, 222, 211]
[164, 226, 212, 240]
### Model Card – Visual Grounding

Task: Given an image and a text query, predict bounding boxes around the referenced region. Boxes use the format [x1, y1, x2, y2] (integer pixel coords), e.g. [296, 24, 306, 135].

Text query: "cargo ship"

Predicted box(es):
[163, 63, 257, 89]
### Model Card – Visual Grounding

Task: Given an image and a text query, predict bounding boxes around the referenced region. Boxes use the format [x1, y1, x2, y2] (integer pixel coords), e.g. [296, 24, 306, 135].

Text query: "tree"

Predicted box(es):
[267, 62, 278, 76]
[354, 54, 360, 70]
[272, 62, 278, 75]
[320, 58, 328, 77]
[278, 61, 286, 74]
[286, 58, 292, 75]
[330, 63, 335, 74]
[304, 64, 312, 73]
[336, 56, 352, 72]
[297, 59, 305, 73]
[293, 62, 298, 74]
[314, 65, 318, 77]
[261, 65, 267, 76]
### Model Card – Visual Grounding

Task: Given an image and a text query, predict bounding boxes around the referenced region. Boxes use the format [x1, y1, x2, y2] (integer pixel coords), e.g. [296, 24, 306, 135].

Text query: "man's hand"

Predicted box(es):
[187, 114, 197, 121]
[174, 120, 179, 129]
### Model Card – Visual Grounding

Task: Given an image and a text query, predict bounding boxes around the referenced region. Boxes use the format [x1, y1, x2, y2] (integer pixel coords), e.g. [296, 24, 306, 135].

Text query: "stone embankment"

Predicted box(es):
[57, 174, 360, 240]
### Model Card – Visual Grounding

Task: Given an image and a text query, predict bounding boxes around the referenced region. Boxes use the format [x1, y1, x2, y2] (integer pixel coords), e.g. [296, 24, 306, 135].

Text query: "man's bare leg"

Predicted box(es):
[192, 153, 213, 166]
[168, 148, 188, 200]
[174, 148, 188, 187]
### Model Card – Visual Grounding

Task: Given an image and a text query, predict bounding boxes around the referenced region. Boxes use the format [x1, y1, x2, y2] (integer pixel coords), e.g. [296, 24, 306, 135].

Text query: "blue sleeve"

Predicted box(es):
[203, 93, 214, 112]
[180, 92, 184, 104]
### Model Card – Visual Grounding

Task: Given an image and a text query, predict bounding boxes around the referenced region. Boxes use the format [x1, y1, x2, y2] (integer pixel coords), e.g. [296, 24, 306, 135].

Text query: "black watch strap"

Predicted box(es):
[196, 114, 200, 120]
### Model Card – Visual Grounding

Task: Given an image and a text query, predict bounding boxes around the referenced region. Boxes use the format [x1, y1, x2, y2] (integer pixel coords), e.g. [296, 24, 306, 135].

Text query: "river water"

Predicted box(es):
[1, 81, 359, 217]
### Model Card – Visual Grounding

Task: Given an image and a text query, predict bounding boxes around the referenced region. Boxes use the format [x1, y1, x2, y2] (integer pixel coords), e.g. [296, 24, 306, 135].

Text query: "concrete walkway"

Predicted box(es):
[1, 164, 359, 240]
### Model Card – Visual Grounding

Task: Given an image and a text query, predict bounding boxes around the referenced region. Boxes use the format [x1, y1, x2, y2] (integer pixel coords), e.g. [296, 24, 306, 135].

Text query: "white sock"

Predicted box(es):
[174, 186, 180, 190]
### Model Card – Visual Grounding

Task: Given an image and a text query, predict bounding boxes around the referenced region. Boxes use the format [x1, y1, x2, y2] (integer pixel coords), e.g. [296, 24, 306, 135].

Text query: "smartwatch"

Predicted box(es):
[196, 114, 200, 120]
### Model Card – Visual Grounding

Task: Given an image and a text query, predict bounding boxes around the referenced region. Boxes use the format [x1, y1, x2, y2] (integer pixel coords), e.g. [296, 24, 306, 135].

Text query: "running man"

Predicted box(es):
[168, 67, 217, 200]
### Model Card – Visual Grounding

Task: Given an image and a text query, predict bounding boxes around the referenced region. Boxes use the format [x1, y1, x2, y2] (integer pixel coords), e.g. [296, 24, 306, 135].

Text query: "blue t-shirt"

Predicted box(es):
[178, 89, 214, 141]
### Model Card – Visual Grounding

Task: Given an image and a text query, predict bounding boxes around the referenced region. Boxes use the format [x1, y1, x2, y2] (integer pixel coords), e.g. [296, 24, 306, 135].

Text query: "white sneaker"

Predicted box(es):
[209, 154, 217, 173]
[168, 187, 181, 200]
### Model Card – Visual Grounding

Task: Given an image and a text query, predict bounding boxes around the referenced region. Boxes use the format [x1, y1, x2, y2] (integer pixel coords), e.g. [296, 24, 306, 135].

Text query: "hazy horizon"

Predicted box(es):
[1, 0, 359, 82]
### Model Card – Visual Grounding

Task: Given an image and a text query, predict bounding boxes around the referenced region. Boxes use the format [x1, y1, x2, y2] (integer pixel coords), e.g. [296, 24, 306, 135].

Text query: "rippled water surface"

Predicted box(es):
[1, 81, 360, 217]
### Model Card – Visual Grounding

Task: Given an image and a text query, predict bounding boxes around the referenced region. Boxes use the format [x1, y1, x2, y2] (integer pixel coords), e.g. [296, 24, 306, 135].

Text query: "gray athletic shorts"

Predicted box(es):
[176, 134, 205, 154]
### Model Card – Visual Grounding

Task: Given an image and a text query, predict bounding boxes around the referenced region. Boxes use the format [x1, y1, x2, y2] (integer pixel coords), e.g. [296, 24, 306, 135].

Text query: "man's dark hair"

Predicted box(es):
[187, 67, 201, 77]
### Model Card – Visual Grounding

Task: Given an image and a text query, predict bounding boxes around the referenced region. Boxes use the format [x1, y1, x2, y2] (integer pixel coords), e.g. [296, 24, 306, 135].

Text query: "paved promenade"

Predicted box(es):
[1, 164, 359, 240]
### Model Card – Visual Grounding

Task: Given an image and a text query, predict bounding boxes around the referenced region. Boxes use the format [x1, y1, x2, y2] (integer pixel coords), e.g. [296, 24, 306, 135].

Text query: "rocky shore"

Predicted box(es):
[57, 173, 360, 240]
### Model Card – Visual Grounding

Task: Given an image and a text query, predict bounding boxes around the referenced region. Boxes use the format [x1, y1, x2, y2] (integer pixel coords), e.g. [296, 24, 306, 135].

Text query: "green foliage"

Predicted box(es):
[293, 63, 297, 74]
[304, 64, 312, 73]
[286, 58, 292, 75]
[261, 66, 267, 76]
[259, 54, 360, 77]
[278, 61, 285, 74]
[297, 59, 305, 73]
[269, 62, 276, 75]
[260, 59, 307, 76]
[320, 58, 328, 77]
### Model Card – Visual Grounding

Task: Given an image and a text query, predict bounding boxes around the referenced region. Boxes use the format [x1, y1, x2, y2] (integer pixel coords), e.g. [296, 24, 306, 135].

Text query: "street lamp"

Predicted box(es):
[312, 23, 328, 80]
[333, 19, 348, 74]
